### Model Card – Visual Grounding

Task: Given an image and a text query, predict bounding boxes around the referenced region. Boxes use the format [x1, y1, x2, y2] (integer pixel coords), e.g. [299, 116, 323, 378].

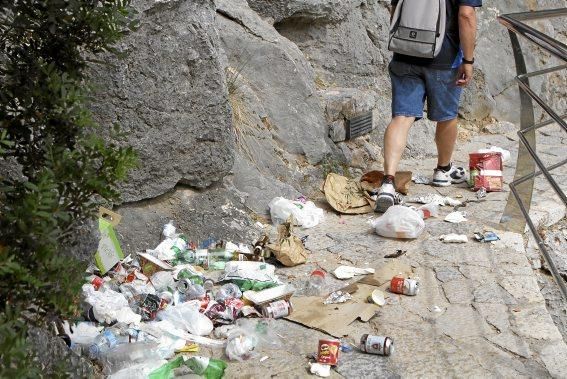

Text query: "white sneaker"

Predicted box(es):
[432, 163, 467, 187]
[374, 183, 404, 213]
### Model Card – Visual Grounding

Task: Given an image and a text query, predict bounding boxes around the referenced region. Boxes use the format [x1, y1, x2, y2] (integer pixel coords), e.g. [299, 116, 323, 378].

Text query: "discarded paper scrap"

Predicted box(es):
[285, 296, 378, 338]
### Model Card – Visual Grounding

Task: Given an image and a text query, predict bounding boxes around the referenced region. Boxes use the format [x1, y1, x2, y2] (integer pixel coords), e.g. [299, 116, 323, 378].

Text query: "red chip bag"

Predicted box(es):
[469, 152, 503, 192]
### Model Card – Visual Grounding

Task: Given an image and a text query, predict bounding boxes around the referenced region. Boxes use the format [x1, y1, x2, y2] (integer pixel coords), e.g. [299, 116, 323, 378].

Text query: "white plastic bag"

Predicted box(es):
[268, 197, 324, 228]
[82, 284, 142, 325]
[371, 205, 425, 239]
[415, 203, 440, 219]
[157, 302, 213, 336]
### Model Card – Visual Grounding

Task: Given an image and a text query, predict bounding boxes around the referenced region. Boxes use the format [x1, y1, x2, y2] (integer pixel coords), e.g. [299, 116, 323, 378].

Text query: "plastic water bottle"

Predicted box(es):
[88, 330, 119, 360]
[214, 283, 242, 302]
[88, 324, 129, 360]
[304, 269, 326, 296]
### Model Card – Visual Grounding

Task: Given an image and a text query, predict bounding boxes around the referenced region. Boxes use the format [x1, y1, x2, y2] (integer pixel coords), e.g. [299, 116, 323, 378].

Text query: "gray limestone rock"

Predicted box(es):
[89, 0, 234, 202]
[248, 0, 361, 24]
[215, 0, 332, 165]
[61, 219, 99, 265]
[28, 327, 100, 378]
[487, 332, 532, 359]
[320, 88, 378, 122]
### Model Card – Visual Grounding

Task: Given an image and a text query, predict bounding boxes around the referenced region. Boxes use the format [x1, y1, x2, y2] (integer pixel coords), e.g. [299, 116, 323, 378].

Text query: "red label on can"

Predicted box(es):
[91, 276, 104, 290]
[317, 339, 340, 365]
[390, 277, 405, 294]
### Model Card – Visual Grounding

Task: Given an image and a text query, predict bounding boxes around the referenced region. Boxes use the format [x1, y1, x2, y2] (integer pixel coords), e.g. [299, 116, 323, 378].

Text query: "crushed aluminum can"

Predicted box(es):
[412, 174, 431, 185]
[483, 231, 500, 242]
[323, 291, 352, 305]
[317, 339, 340, 365]
[476, 187, 487, 199]
[360, 334, 394, 356]
[474, 231, 500, 243]
[390, 276, 419, 296]
[139, 294, 161, 321]
[177, 279, 192, 294]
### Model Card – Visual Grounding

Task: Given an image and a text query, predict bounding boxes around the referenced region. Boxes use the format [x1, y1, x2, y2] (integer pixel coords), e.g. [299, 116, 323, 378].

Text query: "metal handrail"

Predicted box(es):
[498, 8, 567, 301]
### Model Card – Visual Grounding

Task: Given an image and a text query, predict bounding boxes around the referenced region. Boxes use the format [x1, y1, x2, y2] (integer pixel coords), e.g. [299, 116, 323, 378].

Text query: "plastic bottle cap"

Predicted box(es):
[311, 269, 326, 278]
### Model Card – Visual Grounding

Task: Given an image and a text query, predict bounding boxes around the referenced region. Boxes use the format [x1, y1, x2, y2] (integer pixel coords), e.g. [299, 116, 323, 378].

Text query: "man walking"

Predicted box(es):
[376, 0, 482, 213]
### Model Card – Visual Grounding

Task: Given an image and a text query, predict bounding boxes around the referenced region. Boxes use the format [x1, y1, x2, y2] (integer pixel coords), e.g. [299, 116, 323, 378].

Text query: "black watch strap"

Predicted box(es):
[462, 57, 475, 65]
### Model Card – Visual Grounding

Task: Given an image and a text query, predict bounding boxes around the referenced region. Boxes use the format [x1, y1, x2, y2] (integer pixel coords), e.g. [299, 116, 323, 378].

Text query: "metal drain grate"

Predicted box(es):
[346, 111, 373, 140]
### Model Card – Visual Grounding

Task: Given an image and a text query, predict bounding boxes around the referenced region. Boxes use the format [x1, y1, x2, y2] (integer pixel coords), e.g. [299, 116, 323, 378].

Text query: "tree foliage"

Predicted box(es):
[0, 0, 137, 375]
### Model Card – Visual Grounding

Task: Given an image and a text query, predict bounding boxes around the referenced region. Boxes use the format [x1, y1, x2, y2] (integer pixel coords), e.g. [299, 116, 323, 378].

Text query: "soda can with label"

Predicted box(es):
[390, 276, 419, 296]
[360, 334, 394, 356]
[261, 300, 292, 319]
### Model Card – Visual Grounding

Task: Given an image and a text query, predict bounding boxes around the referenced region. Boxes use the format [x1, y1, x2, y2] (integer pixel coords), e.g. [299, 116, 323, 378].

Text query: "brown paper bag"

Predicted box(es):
[269, 218, 309, 267]
[323, 173, 373, 214]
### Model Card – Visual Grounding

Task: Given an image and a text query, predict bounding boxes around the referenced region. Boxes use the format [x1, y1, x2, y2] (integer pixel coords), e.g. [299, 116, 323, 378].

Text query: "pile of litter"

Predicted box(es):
[65, 147, 510, 378]
[72, 213, 314, 378]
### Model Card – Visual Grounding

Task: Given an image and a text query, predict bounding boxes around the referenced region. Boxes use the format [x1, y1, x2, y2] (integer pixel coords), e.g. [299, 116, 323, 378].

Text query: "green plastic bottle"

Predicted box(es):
[185, 356, 227, 379]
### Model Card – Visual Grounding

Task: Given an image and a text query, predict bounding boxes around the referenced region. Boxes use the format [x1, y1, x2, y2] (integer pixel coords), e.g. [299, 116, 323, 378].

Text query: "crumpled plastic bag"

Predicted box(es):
[370, 205, 425, 239]
[82, 284, 142, 325]
[444, 211, 468, 224]
[268, 197, 324, 228]
[224, 319, 282, 361]
[268, 218, 309, 267]
[219, 261, 279, 284]
[407, 193, 462, 207]
[157, 302, 213, 337]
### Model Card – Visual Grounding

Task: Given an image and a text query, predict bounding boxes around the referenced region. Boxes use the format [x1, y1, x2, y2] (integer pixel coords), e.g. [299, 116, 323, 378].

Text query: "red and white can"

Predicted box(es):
[317, 339, 340, 365]
[261, 300, 292, 319]
[390, 276, 419, 296]
[88, 275, 104, 290]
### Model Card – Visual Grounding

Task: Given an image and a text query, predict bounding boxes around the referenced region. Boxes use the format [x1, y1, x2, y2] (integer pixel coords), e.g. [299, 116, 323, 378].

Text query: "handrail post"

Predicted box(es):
[500, 31, 536, 232]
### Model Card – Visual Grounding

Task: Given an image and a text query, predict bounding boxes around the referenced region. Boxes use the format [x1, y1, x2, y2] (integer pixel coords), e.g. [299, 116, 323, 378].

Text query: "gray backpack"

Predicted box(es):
[389, 0, 447, 58]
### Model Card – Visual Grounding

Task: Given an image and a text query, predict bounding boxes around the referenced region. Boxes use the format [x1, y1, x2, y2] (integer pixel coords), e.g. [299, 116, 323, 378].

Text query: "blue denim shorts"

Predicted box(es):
[389, 61, 463, 122]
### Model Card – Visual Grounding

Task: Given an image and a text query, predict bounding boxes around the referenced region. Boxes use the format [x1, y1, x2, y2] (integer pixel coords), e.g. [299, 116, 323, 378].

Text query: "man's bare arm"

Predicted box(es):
[457, 5, 477, 86]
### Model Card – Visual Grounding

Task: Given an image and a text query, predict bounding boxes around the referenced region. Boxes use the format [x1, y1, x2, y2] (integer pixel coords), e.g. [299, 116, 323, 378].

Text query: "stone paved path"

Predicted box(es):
[219, 125, 567, 378]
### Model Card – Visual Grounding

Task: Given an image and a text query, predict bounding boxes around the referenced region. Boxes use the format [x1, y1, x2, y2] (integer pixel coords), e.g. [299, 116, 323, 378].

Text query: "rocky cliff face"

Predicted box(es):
[88, 0, 566, 250]
[89, 0, 234, 203]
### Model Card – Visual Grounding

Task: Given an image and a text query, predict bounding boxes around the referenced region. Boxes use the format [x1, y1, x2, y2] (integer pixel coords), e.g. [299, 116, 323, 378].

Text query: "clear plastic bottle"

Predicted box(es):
[304, 269, 326, 296]
[88, 325, 129, 360]
[98, 341, 161, 374]
[214, 283, 242, 302]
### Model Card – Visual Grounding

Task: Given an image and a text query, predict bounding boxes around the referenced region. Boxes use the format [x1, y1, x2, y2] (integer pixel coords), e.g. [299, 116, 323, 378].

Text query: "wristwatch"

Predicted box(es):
[462, 57, 475, 65]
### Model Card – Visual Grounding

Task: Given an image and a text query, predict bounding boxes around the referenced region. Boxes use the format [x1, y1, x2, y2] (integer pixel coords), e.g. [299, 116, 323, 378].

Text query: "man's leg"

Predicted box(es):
[435, 117, 458, 167]
[384, 116, 415, 176]
[424, 67, 467, 187]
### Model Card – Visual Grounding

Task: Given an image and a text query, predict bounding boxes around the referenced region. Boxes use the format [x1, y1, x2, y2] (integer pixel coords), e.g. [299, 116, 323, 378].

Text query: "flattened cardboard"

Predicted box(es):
[138, 252, 174, 277]
[285, 261, 413, 338]
[285, 296, 378, 338]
